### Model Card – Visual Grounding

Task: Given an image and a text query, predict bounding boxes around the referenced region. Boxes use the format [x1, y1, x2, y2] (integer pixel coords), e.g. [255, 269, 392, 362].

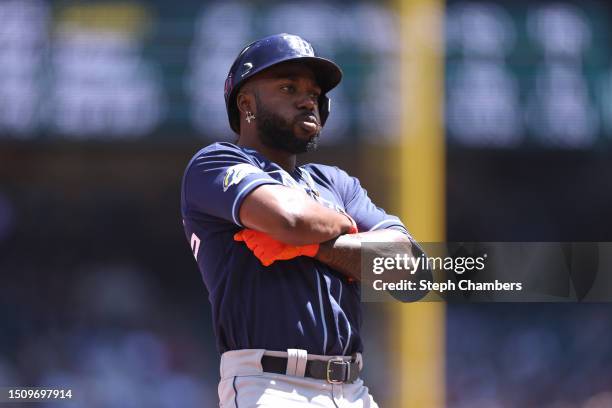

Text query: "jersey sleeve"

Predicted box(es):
[335, 167, 410, 236]
[182, 144, 283, 226]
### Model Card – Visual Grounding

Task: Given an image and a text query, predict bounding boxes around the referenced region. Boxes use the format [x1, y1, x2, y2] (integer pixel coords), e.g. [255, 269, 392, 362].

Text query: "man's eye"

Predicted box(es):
[281, 85, 295, 93]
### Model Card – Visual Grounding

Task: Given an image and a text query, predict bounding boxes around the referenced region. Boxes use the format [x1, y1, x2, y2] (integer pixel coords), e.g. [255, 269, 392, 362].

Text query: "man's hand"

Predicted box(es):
[338, 210, 358, 235]
[234, 229, 319, 266]
[315, 229, 411, 283]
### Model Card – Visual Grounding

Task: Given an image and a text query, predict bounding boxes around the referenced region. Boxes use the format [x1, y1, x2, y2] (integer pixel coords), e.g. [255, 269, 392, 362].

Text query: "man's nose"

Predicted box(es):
[296, 94, 317, 113]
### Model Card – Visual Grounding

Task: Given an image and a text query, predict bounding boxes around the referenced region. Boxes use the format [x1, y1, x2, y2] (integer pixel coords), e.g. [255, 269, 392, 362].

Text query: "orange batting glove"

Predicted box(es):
[234, 229, 319, 266]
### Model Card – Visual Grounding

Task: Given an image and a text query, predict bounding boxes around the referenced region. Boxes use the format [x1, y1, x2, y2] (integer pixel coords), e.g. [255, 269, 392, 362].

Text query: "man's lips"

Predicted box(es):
[296, 115, 320, 134]
[302, 115, 319, 125]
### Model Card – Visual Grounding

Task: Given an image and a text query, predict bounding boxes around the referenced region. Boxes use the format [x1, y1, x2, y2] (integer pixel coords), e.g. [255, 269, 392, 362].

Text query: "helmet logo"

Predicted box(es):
[283, 34, 315, 56]
[241, 62, 253, 77]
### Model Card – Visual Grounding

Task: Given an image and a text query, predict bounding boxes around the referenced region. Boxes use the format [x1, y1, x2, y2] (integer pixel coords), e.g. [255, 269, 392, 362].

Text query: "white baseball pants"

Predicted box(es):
[218, 349, 380, 408]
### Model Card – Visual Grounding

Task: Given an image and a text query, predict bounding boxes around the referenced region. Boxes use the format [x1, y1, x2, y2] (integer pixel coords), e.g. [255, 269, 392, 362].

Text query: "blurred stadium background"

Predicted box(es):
[1, 0, 612, 407]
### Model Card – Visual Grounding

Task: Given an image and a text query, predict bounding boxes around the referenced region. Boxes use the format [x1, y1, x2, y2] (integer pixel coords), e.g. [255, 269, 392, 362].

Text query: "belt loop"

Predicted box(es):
[286, 349, 308, 377]
[286, 349, 298, 376]
[352, 352, 363, 371]
[295, 349, 307, 377]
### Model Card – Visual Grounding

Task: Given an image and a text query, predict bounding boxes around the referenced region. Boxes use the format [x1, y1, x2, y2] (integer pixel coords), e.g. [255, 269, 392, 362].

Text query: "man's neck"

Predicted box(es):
[237, 139, 297, 173]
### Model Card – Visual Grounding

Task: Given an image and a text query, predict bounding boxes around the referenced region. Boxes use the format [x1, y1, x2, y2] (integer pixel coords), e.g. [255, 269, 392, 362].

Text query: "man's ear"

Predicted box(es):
[237, 90, 255, 116]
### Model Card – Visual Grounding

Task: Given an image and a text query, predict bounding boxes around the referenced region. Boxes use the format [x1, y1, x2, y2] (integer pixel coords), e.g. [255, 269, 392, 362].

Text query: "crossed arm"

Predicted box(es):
[238, 184, 413, 281]
[239, 184, 354, 245]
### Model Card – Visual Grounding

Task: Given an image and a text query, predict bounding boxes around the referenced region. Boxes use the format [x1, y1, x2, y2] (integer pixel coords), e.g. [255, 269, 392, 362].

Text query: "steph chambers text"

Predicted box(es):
[373, 279, 523, 292]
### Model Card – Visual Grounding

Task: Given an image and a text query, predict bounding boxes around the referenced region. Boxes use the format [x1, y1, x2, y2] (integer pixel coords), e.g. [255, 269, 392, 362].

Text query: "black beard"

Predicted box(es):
[255, 95, 319, 154]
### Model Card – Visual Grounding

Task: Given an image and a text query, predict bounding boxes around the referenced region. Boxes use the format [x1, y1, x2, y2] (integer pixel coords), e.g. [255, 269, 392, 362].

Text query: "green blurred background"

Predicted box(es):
[1, 0, 611, 407]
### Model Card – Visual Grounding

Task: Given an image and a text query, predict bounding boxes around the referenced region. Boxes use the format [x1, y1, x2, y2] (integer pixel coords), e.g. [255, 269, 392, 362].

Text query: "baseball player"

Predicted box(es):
[181, 33, 420, 407]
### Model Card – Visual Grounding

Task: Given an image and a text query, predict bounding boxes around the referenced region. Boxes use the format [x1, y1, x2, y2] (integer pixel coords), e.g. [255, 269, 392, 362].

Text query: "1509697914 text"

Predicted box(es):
[2, 388, 73, 402]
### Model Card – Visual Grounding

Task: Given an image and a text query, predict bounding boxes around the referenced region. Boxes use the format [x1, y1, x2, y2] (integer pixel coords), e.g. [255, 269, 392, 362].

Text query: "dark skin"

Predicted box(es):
[236, 62, 321, 171]
[236, 62, 412, 281]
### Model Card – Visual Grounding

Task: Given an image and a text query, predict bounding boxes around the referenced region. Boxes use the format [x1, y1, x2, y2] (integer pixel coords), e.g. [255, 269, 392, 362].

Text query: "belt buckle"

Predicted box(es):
[326, 357, 350, 384]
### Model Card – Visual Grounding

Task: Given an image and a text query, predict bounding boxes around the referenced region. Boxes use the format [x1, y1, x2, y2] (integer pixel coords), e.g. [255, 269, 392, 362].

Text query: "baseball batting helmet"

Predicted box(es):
[224, 33, 343, 134]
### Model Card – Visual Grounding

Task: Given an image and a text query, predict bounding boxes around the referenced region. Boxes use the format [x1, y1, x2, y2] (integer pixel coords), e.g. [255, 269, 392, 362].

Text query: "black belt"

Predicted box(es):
[261, 355, 360, 384]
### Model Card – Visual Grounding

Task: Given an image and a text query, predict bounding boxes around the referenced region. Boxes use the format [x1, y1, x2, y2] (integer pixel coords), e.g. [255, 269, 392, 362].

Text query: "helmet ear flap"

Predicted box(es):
[319, 95, 331, 127]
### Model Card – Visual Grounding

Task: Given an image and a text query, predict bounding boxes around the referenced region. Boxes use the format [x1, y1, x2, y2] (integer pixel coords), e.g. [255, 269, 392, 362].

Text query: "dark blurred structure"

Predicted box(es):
[1, 0, 611, 407]
[445, 0, 612, 241]
[444, 2, 612, 406]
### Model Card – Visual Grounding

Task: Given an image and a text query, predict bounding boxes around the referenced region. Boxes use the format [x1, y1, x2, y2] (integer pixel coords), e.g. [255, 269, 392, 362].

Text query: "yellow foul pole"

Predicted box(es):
[392, 0, 446, 407]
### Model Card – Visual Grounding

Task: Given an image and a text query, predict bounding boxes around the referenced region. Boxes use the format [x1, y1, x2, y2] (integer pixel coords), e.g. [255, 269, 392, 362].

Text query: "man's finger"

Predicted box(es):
[261, 257, 274, 267]
[244, 229, 258, 241]
[246, 240, 258, 251]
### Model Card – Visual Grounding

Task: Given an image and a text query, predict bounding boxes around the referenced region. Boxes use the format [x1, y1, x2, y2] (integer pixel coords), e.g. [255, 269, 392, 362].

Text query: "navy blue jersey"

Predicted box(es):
[181, 142, 409, 355]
